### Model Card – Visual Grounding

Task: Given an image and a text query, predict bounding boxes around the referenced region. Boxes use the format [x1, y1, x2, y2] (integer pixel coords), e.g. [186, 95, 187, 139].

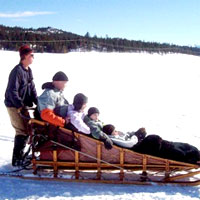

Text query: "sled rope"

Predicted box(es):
[50, 140, 126, 171]
[20, 110, 125, 172]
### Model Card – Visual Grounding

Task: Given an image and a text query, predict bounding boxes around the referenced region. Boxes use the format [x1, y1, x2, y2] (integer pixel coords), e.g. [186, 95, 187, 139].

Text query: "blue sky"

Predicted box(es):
[0, 0, 200, 46]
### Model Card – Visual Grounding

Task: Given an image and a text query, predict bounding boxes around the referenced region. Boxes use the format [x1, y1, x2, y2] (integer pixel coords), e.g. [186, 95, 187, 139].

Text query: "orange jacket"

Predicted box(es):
[41, 108, 65, 127]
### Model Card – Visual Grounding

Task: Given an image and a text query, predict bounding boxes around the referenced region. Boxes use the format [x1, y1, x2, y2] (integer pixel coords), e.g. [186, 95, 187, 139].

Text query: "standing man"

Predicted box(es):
[5, 45, 37, 167]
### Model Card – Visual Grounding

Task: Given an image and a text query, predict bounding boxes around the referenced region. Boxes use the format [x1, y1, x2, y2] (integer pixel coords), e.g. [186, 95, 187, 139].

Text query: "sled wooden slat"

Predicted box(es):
[97, 141, 101, 179]
[74, 132, 80, 179]
[53, 150, 58, 177]
[75, 151, 79, 179]
[28, 119, 200, 185]
[32, 158, 37, 175]
[119, 149, 124, 181]
[30, 160, 198, 171]
[165, 160, 170, 178]
[165, 170, 200, 182]
[142, 155, 147, 172]
[3, 173, 200, 186]
[29, 119, 47, 126]
[165, 160, 169, 171]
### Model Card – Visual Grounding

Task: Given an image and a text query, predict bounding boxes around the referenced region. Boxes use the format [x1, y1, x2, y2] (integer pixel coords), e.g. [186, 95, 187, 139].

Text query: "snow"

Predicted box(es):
[0, 177, 199, 200]
[0, 50, 200, 199]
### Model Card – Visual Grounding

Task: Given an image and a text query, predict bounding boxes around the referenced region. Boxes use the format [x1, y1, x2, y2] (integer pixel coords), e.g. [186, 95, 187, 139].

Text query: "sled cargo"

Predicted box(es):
[28, 118, 200, 186]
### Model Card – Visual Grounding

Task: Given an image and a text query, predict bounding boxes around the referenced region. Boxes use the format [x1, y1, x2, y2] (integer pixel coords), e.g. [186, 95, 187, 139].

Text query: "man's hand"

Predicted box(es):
[17, 107, 23, 113]
[17, 107, 29, 118]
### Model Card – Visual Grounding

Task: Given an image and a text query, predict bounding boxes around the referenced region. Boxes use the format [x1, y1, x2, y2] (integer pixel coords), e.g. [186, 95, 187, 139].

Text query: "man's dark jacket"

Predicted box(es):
[4, 63, 37, 108]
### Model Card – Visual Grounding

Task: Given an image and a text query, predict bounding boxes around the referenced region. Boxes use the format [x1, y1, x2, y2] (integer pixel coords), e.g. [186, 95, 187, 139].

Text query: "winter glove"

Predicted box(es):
[17, 107, 29, 117]
[126, 131, 136, 138]
[99, 134, 113, 150]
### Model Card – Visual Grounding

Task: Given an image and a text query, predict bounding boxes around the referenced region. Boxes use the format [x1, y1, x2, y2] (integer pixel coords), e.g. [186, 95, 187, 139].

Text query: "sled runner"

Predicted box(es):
[26, 118, 200, 186]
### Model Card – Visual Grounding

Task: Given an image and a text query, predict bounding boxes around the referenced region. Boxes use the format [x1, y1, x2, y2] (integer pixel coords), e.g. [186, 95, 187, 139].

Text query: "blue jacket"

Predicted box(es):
[4, 63, 37, 108]
[37, 82, 69, 118]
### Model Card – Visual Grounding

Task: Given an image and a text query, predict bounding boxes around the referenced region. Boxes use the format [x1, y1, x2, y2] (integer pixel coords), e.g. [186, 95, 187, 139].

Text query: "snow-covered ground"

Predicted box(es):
[0, 51, 200, 199]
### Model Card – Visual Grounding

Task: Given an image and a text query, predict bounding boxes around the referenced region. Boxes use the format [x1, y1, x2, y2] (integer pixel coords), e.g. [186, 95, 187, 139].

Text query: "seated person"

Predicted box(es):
[84, 107, 113, 149]
[37, 71, 69, 127]
[102, 124, 147, 149]
[103, 125, 200, 164]
[66, 93, 90, 134]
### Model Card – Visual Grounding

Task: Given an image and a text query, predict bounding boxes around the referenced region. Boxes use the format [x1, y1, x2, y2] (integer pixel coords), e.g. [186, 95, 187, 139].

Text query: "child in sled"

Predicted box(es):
[102, 124, 147, 149]
[66, 93, 90, 134]
[103, 124, 200, 164]
[84, 107, 113, 149]
[84, 107, 146, 149]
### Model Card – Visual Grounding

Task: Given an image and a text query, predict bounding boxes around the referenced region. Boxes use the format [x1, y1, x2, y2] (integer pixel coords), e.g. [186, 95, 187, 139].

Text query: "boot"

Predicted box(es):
[133, 128, 147, 142]
[12, 135, 28, 167]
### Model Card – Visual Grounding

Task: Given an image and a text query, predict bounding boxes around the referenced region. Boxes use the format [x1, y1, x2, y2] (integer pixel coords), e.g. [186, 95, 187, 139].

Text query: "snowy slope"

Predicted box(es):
[0, 51, 200, 199]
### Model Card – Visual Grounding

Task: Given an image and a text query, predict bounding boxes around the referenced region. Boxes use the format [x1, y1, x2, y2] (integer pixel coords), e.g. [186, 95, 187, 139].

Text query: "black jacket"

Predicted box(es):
[4, 63, 37, 108]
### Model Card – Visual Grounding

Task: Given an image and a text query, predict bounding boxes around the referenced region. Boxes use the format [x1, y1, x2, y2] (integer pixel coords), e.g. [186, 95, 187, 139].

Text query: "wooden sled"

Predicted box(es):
[28, 118, 200, 186]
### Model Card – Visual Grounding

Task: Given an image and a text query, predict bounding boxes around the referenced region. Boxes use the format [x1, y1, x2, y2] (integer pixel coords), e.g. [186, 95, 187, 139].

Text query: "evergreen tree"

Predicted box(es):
[0, 25, 200, 56]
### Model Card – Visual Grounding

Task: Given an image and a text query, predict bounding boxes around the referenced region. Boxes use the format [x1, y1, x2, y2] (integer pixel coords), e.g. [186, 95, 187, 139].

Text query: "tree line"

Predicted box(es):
[0, 25, 200, 56]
